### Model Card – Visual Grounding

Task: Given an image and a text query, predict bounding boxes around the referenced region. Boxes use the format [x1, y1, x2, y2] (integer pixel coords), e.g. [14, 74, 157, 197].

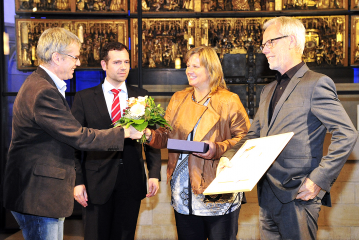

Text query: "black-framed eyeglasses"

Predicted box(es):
[260, 35, 289, 51]
[61, 53, 80, 62]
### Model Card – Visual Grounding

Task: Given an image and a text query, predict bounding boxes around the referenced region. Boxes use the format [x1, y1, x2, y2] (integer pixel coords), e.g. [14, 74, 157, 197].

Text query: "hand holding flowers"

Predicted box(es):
[113, 96, 172, 143]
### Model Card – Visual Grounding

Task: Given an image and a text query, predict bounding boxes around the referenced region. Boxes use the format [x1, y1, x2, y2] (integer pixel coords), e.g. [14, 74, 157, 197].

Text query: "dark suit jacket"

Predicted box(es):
[3, 67, 125, 218]
[71, 83, 161, 204]
[223, 64, 358, 206]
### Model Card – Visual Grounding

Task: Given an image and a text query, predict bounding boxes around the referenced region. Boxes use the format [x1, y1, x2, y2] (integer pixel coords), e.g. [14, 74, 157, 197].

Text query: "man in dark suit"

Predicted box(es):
[3, 28, 144, 240]
[219, 17, 358, 239]
[72, 42, 161, 240]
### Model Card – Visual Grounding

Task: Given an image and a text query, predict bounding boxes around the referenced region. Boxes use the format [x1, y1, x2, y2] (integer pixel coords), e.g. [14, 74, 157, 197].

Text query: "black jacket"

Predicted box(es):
[72, 83, 161, 204]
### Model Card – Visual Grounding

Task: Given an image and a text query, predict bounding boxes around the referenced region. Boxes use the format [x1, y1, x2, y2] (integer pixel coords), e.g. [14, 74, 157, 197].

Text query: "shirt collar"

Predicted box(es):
[103, 78, 127, 95]
[276, 61, 305, 83]
[39, 65, 67, 97]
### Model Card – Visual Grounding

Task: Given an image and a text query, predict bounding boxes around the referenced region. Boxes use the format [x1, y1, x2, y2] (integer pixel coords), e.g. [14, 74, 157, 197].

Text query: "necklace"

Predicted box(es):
[193, 90, 211, 103]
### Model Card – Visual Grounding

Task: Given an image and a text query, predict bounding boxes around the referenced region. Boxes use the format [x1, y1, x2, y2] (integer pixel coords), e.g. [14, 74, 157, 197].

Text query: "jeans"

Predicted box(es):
[11, 211, 64, 240]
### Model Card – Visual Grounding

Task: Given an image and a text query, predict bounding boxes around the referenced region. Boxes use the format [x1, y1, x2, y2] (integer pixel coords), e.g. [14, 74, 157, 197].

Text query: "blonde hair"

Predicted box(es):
[36, 27, 81, 64]
[184, 46, 227, 93]
[263, 17, 306, 54]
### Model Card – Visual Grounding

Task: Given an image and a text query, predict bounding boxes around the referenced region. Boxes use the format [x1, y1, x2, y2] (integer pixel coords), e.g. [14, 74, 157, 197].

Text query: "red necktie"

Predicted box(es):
[111, 89, 121, 123]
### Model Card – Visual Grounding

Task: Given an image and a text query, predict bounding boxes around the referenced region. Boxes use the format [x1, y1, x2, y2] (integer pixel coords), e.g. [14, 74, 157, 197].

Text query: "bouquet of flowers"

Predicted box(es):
[113, 96, 172, 143]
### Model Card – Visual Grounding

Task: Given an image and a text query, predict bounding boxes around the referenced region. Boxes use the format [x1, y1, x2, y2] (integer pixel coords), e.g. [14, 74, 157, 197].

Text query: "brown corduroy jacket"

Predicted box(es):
[148, 87, 250, 194]
[4, 67, 124, 218]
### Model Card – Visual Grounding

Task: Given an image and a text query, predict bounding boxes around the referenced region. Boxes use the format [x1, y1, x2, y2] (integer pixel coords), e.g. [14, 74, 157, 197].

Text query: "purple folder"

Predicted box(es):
[167, 139, 209, 153]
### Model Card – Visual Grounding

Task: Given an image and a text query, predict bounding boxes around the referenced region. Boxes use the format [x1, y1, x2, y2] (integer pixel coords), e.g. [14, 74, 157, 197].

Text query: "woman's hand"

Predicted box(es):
[145, 128, 152, 141]
[193, 140, 216, 160]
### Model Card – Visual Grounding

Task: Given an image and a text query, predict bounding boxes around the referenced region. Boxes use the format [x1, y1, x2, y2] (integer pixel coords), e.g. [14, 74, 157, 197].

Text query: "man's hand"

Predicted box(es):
[146, 178, 159, 198]
[296, 178, 321, 201]
[124, 125, 144, 139]
[216, 157, 232, 176]
[74, 184, 88, 207]
[193, 141, 216, 160]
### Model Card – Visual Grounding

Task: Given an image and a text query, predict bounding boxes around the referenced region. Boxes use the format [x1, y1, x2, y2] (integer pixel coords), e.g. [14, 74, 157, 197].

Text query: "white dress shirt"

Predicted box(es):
[102, 79, 128, 119]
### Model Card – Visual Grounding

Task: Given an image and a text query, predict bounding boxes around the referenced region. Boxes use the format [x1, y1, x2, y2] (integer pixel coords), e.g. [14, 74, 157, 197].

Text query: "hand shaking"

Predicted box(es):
[124, 125, 144, 139]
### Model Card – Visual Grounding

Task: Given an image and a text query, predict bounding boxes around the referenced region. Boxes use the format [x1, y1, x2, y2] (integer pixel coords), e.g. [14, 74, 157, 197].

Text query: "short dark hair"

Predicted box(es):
[100, 42, 129, 62]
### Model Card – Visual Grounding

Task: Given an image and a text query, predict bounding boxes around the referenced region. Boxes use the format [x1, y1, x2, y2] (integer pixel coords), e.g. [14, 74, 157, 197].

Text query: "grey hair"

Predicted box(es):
[36, 27, 81, 64]
[263, 17, 306, 54]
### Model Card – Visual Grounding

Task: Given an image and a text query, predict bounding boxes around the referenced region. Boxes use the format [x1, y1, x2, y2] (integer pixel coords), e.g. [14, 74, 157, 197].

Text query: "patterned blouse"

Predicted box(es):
[170, 98, 243, 216]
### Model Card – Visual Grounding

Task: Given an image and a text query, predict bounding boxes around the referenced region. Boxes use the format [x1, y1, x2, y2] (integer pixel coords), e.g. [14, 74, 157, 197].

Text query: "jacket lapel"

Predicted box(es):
[127, 84, 138, 98]
[263, 83, 277, 130]
[268, 64, 309, 130]
[172, 93, 208, 141]
[194, 96, 220, 142]
[94, 84, 112, 126]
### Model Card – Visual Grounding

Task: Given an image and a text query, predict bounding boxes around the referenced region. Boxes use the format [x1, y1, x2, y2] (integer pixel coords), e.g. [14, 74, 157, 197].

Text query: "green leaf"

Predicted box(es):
[133, 119, 145, 124]
[134, 121, 148, 131]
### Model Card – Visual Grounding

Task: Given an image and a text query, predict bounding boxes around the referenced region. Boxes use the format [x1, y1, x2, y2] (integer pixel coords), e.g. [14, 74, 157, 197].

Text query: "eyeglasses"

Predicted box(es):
[62, 53, 80, 62]
[260, 35, 289, 51]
